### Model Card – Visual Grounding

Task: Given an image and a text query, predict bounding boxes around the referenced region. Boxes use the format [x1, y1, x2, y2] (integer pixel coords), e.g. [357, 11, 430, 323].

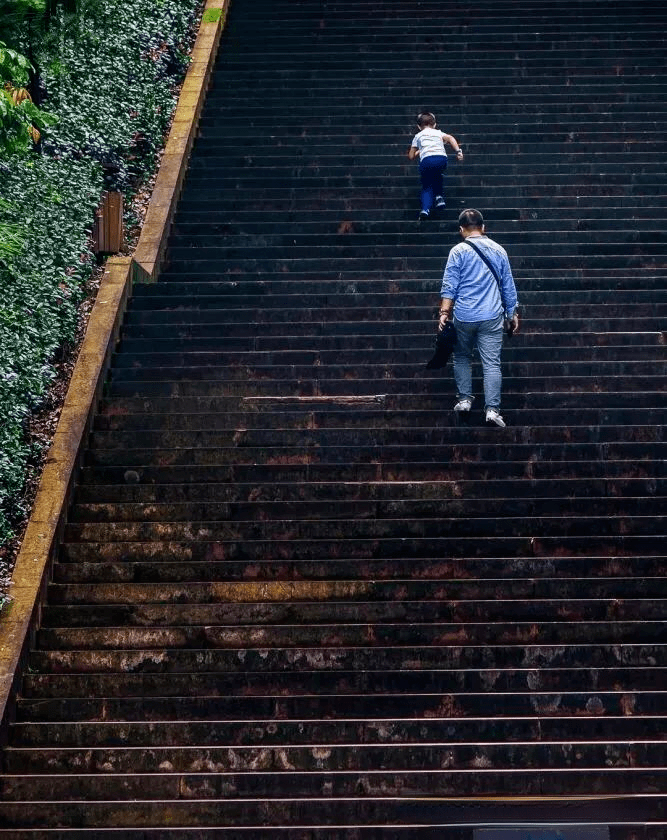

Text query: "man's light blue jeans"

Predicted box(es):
[452, 314, 504, 410]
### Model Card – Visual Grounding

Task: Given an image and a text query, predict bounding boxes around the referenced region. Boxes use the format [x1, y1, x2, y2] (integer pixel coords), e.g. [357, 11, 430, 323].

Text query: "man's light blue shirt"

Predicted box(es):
[441, 235, 519, 322]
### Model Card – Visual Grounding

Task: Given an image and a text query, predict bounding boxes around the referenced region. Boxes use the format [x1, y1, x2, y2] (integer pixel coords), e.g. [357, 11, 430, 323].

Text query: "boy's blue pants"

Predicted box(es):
[419, 154, 448, 212]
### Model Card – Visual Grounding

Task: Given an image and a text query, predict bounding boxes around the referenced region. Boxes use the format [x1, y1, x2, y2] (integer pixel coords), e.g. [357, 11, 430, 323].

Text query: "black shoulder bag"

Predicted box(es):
[463, 239, 516, 336]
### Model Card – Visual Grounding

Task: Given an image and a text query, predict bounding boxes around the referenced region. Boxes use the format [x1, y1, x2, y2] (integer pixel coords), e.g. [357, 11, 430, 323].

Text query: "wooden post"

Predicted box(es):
[92, 191, 124, 255]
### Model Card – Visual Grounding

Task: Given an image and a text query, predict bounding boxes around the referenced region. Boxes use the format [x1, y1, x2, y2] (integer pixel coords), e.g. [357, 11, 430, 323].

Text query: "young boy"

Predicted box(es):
[408, 112, 464, 220]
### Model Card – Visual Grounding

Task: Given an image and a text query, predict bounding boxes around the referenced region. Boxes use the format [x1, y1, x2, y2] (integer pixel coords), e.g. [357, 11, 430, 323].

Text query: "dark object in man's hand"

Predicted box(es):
[426, 321, 457, 368]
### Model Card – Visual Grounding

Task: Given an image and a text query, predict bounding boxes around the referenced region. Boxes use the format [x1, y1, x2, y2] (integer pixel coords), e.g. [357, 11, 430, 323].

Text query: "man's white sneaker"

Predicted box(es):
[454, 398, 472, 412]
[485, 408, 506, 427]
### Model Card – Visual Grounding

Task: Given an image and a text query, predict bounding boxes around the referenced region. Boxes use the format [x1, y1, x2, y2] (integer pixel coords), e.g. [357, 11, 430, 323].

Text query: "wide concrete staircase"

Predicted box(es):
[1, 0, 665, 836]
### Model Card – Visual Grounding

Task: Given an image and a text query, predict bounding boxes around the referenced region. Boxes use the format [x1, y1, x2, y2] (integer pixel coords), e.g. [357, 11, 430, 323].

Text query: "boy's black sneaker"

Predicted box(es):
[419, 210, 430, 221]
[435, 196, 446, 210]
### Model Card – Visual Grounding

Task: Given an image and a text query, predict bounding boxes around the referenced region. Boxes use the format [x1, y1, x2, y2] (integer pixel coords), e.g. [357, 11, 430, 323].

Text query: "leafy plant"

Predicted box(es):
[0, 41, 58, 153]
[0, 0, 204, 558]
[0, 40, 32, 85]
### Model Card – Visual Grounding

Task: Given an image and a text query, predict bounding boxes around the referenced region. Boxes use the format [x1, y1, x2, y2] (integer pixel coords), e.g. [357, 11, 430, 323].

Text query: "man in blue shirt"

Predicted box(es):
[439, 209, 520, 427]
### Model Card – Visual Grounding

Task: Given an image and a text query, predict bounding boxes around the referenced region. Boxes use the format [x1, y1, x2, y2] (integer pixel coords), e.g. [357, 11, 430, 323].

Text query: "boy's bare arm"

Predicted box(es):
[442, 133, 464, 159]
[407, 146, 419, 160]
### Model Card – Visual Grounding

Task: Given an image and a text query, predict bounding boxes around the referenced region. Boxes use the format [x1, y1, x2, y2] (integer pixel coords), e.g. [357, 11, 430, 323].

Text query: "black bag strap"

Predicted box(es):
[463, 239, 503, 297]
[463, 239, 516, 335]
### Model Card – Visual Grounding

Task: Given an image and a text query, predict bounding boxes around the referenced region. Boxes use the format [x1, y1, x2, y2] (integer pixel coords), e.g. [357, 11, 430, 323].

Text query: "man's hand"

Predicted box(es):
[438, 311, 451, 332]
[507, 313, 519, 335]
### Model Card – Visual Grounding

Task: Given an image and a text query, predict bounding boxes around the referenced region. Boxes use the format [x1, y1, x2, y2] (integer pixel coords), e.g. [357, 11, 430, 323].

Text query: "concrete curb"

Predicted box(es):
[0, 0, 229, 734]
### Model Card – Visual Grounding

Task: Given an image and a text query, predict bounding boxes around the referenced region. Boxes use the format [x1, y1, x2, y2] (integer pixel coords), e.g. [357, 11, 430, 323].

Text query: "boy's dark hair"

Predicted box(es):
[417, 112, 436, 128]
[459, 209, 484, 228]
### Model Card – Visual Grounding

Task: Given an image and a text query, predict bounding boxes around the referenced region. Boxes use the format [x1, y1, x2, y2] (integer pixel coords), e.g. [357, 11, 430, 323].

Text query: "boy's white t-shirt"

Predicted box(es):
[411, 127, 446, 159]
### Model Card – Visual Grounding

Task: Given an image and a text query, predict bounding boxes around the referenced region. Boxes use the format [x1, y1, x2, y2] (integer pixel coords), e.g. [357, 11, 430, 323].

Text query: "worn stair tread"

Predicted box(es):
[15, 690, 667, 725]
[0, 794, 663, 830]
[27, 645, 667, 679]
[5, 739, 665, 768]
[35, 619, 667, 650]
[66, 499, 664, 526]
[1, 767, 666, 804]
[22, 666, 667, 700]
[0, 828, 663, 840]
[41, 601, 667, 630]
[12, 714, 666, 747]
[49, 557, 667, 585]
[70, 478, 666, 503]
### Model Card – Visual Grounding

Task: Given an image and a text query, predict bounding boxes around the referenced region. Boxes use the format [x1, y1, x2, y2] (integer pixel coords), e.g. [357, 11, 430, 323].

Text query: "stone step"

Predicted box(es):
[165, 230, 667, 252]
[82, 445, 666, 473]
[112, 342, 660, 362]
[72, 476, 664, 503]
[172, 173, 667, 191]
[86, 423, 665, 448]
[150, 229, 667, 252]
[0, 826, 664, 840]
[171, 197, 663, 218]
[65, 512, 664, 549]
[104, 376, 666, 399]
[166, 218, 659, 238]
[45, 577, 666, 605]
[0, 794, 662, 831]
[195, 120, 665, 136]
[35, 620, 666, 651]
[205, 78, 666, 93]
[12, 713, 665, 748]
[131, 265, 667, 287]
[217, 41, 667, 54]
[172, 172, 667, 191]
[92, 409, 667, 433]
[161, 250, 667, 269]
[58, 533, 666, 563]
[117, 311, 665, 332]
[185, 153, 666, 170]
[207, 47, 666, 64]
[197, 116, 663, 133]
[62, 516, 665, 543]
[116, 329, 661, 350]
[1, 767, 664, 802]
[186, 145, 664, 160]
[0, 766, 660, 805]
[5, 739, 665, 774]
[23, 664, 667, 699]
[50, 556, 666, 585]
[16, 689, 667, 723]
[119, 309, 664, 328]
[169, 202, 667, 223]
[218, 25, 667, 41]
[203, 83, 667, 98]
[222, 5, 667, 20]
[67, 497, 663, 525]
[110, 348, 662, 370]
[95, 389, 665, 413]
[124, 291, 667, 312]
[27, 645, 667, 679]
[191, 130, 666, 147]
[74, 461, 664, 492]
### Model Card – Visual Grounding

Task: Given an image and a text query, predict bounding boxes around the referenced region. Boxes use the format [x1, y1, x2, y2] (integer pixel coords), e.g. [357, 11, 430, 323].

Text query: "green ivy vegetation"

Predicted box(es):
[0, 0, 203, 557]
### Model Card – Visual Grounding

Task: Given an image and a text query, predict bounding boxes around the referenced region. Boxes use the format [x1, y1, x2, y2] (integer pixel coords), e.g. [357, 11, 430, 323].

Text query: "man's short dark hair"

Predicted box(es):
[459, 209, 484, 228]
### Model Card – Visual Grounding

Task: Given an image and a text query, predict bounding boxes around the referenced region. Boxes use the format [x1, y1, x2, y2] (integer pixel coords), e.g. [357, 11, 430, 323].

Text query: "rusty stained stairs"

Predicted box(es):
[0, 0, 666, 836]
